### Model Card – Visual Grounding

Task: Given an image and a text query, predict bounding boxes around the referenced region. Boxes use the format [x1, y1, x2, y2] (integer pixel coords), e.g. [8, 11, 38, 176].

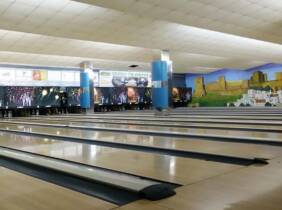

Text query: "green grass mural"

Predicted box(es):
[191, 93, 242, 107]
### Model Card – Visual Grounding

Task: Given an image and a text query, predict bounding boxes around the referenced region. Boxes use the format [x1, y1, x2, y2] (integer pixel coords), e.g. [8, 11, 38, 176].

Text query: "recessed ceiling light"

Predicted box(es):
[129, 64, 139, 68]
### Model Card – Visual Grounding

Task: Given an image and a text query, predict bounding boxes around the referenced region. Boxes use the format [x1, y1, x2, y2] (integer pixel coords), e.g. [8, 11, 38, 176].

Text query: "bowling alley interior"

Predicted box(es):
[1, 1, 282, 210]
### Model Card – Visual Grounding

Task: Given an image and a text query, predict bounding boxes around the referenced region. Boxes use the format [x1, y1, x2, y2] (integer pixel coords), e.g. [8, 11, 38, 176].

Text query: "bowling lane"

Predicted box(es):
[24, 115, 282, 125]
[34, 114, 282, 121]
[77, 113, 282, 118]
[0, 167, 116, 210]
[1, 123, 282, 160]
[70, 107, 282, 114]
[70, 110, 282, 115]
[100, 113, 282, 116]
[174, 107, 282, 112]
[22, 117, 282, 132]
[149, 156, 282, 210]
[6, 118, 282, 141]
[0, 132, 243, 185]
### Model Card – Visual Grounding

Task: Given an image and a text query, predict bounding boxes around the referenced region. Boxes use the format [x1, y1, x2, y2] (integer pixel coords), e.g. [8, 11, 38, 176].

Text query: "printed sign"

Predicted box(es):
[99, 71, 151, 87]
[0, 67, 80, 86]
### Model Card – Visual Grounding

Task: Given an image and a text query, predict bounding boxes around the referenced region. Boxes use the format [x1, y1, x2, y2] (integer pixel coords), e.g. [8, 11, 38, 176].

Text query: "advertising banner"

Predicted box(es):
[0, 70, 15, 86]
[47, 71, 61, 85]
[99, 71, 151, 87]
[15, 70, 32, 82]
[33, 70, 47, 81]
[0, 68, 80, 87]
[93, 71, 99, 87]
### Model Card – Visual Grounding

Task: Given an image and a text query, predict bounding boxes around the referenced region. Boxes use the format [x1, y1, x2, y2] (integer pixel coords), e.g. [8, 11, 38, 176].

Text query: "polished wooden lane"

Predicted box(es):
[0, 132, 243, 185]
[26, 114, 282, 121]
[73, 113, 282, 119]
[116, 155, 282, 210]
[87, 114, 282, 118]
[118, 107, 282, 114]
[5, 118, 282, 141]
[0, 167, 116, 210]
[0, 123, 282, 160]
[18, 117, 282, 132]
[21, 115, 282, 126]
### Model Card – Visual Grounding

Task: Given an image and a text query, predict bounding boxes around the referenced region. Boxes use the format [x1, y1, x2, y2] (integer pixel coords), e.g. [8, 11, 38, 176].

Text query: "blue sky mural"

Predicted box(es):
[186, 63, 282, 91]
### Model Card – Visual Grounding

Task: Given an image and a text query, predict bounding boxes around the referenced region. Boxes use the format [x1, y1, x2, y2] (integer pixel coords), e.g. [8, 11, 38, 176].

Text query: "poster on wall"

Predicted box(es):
[66, 87, 80, 106]
[34, 87, 61, 107]
[138, 88, 152, 103]
[99, 71, 117, 87]
[5, 87, 35, 108]
[33, 70, 48, 81]
[93, 71, 99, 87]
[0, 87, 5, 108]
[186, 63, 282, 107]
[94, 87, 111, 105]
[111, 87, 127, 104]
[94, 88, 102, 104]
[99, 71, 151, 87]
[127, 87, 139, 104]
[172, 88, 192, 103]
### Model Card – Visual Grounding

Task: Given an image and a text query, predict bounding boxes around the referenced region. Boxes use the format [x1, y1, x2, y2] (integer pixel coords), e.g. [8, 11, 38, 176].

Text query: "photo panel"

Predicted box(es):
[5, 87, 36, 108]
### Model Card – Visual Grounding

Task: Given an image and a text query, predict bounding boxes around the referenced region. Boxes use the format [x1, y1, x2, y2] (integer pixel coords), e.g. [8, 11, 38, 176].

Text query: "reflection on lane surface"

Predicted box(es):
[5, 119, 282, 139]
[0, 131, 242, 185]
[0, 124, 282, 159]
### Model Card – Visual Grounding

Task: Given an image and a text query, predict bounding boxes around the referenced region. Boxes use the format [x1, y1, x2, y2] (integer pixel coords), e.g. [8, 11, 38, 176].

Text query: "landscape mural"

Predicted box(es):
[186, 63, 282, 107]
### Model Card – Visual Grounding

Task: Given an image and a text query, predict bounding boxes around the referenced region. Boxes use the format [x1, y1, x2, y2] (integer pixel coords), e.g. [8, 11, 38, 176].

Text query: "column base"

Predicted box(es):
[81, 108, 94, 114]
[154, 108, 170, 116]
[86, 108, 94, 114]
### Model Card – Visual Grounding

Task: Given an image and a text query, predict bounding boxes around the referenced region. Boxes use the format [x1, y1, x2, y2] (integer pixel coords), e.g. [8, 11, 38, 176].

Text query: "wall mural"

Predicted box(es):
[186, 63, 282, 107]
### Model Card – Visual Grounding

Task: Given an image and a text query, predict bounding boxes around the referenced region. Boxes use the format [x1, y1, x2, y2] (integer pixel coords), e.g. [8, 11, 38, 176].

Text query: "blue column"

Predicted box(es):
[152, 60, 169, 110]
[80, 72, 90, 109]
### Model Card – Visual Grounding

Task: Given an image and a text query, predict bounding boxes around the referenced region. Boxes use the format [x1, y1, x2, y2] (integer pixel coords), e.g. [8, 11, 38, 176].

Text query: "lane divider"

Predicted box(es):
[0, 147, 177, 204]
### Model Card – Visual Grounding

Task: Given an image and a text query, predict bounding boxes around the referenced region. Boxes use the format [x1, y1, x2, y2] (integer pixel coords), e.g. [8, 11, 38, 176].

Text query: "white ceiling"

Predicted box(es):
[0, 51, 150, 71]
[77, 0, 282, 44]
[0, 0, 281, 73]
